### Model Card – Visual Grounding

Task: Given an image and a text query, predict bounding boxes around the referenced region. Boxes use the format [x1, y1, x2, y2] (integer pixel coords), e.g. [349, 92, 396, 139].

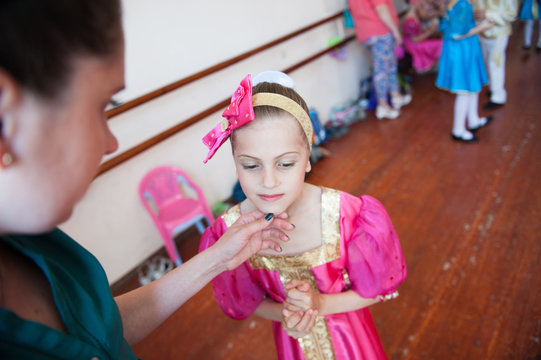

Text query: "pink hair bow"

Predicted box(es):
[202, 74, 255, 163]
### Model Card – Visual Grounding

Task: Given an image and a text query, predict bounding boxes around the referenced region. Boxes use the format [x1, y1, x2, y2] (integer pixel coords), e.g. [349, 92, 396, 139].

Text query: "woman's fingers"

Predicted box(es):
[216, 212, 280, 270]
[235, 211, 293, 242]
[259, 239, 281, 252]
[269, 217, 295, 232]
[234, 210, 265, 225]
[245, 213, 294, 252]
[255, 226, 290, 252]
[260, 227, 289, 242]
[236, 210, 290, 227]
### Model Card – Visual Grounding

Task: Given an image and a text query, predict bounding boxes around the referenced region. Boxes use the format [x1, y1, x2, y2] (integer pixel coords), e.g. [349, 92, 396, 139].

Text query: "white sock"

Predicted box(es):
[538, 20, 541, 46]
[524, 20, 534, 46]
[467, 92, 481, 128]
[453, 94, 469, 135]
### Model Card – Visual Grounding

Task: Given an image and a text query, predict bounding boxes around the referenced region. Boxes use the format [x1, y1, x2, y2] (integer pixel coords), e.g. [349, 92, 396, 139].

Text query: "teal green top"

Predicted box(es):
[0, 229, 138, 359]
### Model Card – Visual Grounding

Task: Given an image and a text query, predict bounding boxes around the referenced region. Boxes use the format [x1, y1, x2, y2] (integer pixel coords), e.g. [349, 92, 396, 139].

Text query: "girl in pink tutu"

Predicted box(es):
[199, 71, 407, 359]
[402, 0, 444, 73]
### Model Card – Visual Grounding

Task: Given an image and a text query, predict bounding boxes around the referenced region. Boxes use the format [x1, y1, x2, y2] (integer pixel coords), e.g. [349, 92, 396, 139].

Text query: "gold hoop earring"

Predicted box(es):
[1, 152, 14, 168]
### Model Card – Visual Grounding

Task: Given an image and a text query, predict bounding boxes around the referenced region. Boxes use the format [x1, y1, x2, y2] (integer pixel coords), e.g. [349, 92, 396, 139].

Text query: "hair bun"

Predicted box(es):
[252, 71, 297, 90]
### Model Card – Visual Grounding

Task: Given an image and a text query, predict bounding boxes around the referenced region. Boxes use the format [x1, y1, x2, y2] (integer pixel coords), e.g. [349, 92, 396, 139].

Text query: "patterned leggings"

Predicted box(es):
[364, 33, 399, 103]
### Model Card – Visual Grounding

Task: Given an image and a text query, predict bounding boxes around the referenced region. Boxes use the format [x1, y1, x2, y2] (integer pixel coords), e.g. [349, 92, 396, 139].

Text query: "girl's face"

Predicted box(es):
[233, 114, 311, 215]
[0, 38, 125, 234]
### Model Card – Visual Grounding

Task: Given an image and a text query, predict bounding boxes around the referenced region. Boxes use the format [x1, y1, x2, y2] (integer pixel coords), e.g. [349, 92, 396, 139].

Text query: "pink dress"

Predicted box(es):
[199, 188, 407, 360]
[402, 17, 443, 72]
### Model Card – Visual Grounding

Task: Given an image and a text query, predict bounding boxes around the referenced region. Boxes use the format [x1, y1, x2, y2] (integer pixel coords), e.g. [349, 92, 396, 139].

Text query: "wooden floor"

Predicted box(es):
[115, 27, 541, 359]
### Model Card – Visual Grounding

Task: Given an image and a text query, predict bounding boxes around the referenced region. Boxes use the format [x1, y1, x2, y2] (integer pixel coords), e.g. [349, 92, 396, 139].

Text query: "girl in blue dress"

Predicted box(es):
[519, 0, 541, 49]
[436, 0, 494, 142]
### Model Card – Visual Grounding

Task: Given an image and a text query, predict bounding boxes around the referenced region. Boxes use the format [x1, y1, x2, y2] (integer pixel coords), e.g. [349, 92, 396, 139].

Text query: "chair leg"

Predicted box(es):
[160, 231, 182, 266]
[195, 220, 206, 234]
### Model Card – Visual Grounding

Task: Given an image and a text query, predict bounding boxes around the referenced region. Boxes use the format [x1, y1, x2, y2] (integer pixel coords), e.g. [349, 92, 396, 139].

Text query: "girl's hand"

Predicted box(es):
[213, 211, 293, 271]
[428, 22, 439, 35]
[281, 308, 318, 339]
[284, 280, 321, 313]
[454, 19, 494, 41]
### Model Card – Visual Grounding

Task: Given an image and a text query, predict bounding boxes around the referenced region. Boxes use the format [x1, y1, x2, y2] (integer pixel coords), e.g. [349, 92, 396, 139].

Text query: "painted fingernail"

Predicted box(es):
[278, 246, 282, 252]
[291, 223, 296, 229]
[265, 213, 274, 221]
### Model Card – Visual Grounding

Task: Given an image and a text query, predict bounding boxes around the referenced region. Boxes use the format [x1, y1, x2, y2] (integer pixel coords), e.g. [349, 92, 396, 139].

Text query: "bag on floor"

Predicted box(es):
[309, 108, 328, 146]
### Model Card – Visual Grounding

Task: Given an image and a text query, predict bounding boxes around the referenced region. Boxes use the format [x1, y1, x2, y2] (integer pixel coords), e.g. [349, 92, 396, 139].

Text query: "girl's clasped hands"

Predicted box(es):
[281, 280, 320, 338]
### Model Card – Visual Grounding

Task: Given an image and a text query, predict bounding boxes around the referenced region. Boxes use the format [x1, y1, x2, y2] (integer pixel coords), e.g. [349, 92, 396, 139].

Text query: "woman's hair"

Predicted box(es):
[0, 0, 122, 99]
[231, 82, 310, 151]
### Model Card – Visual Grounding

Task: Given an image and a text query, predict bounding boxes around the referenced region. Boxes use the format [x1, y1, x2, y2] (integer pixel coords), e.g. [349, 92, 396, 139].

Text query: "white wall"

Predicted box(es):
[59, 0, 373, 284]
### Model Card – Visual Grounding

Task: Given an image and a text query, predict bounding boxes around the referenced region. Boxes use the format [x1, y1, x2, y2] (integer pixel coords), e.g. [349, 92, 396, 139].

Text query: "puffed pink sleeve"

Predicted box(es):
[199, 218, 267, 320]
[344, 195, 407, 298]
[402, 18, 418, 38]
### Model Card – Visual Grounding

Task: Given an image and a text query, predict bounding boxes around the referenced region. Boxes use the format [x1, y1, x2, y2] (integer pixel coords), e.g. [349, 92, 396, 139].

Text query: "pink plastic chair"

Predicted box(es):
[138, 166, 214, 266]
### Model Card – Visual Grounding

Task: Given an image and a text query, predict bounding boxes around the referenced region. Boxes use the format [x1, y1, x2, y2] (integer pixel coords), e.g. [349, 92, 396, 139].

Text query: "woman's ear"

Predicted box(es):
[0, 69, 22, 168]
[305, 158, 311, 173]
[0, 68, 22, 117]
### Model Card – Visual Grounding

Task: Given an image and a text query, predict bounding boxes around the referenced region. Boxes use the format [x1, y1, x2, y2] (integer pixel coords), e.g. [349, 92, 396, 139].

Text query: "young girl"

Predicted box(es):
[435, 0, 494, 142]
[402, 0, 443, 74]
[199, 72, 407, 359]
[519, 0, 541, 49]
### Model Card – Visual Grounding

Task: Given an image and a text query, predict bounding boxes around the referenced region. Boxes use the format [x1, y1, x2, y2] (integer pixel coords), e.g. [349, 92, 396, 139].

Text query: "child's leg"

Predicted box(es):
[486, 36, 508, 104]
[467, 92, 480, 126]
[368, 36, 391, 106]
[537, 20, 541, 47]
[453, 93, 471, 138]
[385, 35, 399, 97]
[524, 20, 534, 47]
[367, 34, 400, 118]
[467, 92, 491, 129]
[387, 36, 412, 110]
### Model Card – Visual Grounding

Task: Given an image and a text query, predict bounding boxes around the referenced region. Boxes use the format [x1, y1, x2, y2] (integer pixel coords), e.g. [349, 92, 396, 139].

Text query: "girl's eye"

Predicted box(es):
[242, 164, 259, 170]
[279, 162, 295, 168]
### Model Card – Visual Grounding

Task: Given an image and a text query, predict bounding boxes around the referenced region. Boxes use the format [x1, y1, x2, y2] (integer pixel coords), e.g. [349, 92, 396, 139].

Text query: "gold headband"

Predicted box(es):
[252, 93, 313, 150]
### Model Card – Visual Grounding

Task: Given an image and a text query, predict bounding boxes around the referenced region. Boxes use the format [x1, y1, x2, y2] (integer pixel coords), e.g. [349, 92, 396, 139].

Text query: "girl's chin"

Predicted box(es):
[251, 202, 288, 216]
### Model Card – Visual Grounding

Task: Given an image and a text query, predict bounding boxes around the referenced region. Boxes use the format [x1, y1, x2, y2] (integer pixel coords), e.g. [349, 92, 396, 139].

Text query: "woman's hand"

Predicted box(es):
[281, 308, 318, 339]
[212, 211, 293, 271]
[428, 22, 440, 36]
[392, 29, 403, 46]
[283, 280, 321, 313]
[473, 9, 486, 21]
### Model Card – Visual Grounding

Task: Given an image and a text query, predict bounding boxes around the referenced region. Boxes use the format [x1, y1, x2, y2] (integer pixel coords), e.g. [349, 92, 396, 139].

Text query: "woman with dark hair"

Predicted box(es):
[0, 1, 292, 358]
